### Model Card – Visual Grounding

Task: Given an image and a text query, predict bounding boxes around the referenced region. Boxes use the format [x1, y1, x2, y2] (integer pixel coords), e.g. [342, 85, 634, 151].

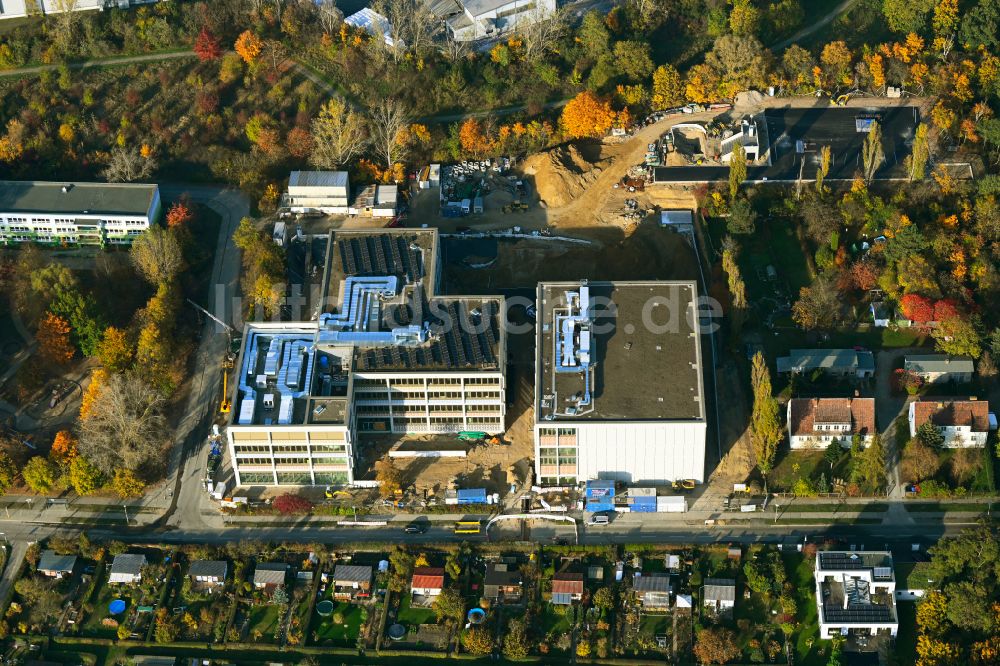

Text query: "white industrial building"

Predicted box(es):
[227, 229, 506, 487]
[533, 281, 706, 487]
[908, 398, 991, 448]
[787, 397, 876, 449]
[0, 180, 161, 246]
[425, 0, 557, 41]
[815, 551, 898, 639]
[344, 7, 396, 47]
[282, 171, 351, 214]
[0, 0, 161, 20]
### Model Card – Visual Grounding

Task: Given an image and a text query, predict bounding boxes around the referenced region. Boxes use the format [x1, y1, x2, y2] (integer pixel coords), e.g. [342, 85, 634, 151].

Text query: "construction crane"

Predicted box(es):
[186, 299, 239, 414]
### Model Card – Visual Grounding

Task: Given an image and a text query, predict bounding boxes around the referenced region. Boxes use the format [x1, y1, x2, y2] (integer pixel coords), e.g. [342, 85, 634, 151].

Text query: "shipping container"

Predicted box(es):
[656, 496, 687, 513]
[457, 488, 488, 504]
[586, 479, 616, 499]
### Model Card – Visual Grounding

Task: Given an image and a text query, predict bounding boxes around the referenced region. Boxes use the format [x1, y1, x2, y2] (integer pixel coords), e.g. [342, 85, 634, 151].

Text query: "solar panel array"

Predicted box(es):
[818, 552, 891, 572]
[822, 603, 894, 623]
[355, 298, 500, 371]
[337, 235, 423, 283]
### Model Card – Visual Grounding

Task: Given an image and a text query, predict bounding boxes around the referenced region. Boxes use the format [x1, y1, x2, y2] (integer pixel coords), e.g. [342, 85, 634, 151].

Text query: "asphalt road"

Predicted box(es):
[158, 185, 248, 533]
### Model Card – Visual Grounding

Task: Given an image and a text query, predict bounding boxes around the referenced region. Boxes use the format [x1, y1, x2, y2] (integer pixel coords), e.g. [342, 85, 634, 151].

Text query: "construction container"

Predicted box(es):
[457, 488, 488, 505]
[587, 499, 614, 513]
[585, 479, 615, 499]
[656, 496, 687, 513]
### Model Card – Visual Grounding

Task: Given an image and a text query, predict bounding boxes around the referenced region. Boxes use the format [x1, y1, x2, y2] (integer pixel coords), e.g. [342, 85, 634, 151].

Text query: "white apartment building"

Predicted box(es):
[908, 398, 991, 448]
[815, 551, 898, 639]
[0, 180, 160, 246]
[0, 0, 161, 20]
[533, 281, 707, 487]
[787, 397, 876, 449]
[425, 0, 557, 41]
[282, 171, 350, 214]
[227, 229, 506, 487]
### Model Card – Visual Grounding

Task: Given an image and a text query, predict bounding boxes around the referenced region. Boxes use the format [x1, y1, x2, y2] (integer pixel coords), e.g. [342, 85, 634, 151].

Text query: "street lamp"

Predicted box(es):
[122, 505, 130, 525]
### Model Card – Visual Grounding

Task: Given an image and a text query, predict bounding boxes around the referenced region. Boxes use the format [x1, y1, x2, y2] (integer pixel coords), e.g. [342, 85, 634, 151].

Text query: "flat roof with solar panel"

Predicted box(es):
[815, 551, 898, 633]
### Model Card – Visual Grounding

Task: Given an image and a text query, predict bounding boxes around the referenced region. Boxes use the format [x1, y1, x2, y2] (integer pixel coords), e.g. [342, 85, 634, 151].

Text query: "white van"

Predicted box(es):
[589, 513, 610, 525]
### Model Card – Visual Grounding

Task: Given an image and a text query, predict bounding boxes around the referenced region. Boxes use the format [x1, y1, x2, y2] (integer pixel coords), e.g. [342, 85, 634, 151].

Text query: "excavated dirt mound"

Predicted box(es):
[521, 143, 606, 209]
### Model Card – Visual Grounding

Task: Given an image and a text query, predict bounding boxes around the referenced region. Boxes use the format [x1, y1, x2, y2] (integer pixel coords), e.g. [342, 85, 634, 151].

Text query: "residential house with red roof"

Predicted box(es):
[787, 397, 876, 449]
[551, 573, 584, 605]
[410, 567, 446, 598]
[908, 398, 991, 448]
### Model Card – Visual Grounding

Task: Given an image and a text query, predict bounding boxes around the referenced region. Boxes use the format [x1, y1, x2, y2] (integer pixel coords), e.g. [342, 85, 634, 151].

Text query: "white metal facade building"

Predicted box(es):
[533, 281, 707, 487]
[0, 181, 160, 246]
[283, 170, 350, 214]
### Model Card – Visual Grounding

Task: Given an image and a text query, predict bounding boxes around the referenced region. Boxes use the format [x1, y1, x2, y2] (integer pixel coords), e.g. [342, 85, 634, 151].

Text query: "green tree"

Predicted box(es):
[651, 64, 684, 110]
[433, 587, 466, 624]
[933, 316, 982, 358]
[817, 145, 831, 193]
[0, 452, 18, 495]
[462, 626, 494, 655]
[824, 440, 843, 470]
[750, 352, 781, 488]
[22, 456, 58, 494]
[856, 434, 887, 491]
[577, 11, 610, 59]
[502, 618, 529, 660]
[68, 456, 103, 496]
[729, 143, 747, 199]
[916, 422, 945, 449]
[612, 40, 653, 81]
[959, 0, 1000, 51]
[910, 123, 930, 181]
[862, 120, 884, 184]
[722, 242, 747, 337]
[882, 0, 934, 33]
[729, 0, 761, 36]
[727, 197, 757, 235]
[593, 586, 614, 609]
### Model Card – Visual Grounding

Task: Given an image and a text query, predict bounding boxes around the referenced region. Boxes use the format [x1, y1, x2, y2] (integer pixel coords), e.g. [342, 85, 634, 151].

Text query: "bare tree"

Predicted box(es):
[310, 98, 369, 169]
[443, 31, 468, 62]
[316, 0, 343, 35]
[514, 5, 568, 62]
[375, 0, 442, 61]
[102, 147, 157, 183]
[130, 227, 184, 286]
[369, 98, 411, 169]
[78, 372, 166, 475]
[50, 0, 80, 53]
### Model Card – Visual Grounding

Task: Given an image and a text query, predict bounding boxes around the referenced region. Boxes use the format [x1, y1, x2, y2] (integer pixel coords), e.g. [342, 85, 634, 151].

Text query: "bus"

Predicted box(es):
[454, 520, 483, 535]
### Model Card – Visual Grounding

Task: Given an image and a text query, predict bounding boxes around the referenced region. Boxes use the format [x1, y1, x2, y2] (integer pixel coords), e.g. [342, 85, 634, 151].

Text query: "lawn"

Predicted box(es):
[637, 614, 668, 641]
[397, 593, 437, 626]
[783, 552, 825, 666]
[81, 581, 148, 639]
[246, 603, 284, 642]
[769, 449, 850, 493]
[540, 603, 574, 636]
[313, 601, 364, 644]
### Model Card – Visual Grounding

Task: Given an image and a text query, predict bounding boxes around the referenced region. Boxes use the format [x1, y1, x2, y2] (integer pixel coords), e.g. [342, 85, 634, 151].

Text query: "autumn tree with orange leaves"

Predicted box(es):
[166, 201, 194, 230]
[458, 119, 495, 158]
[235, 31, 263, 64]
[49, 430, 78, 467]
[560, 91, 615, 139]
[37, 312, 74, 364]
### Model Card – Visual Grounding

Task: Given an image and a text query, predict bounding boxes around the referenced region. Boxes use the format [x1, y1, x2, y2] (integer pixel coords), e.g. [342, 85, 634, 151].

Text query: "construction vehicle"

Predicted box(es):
[834, 94, 850, 106]
[672, 479, 697, 491]
[187, 299, 240, 415]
